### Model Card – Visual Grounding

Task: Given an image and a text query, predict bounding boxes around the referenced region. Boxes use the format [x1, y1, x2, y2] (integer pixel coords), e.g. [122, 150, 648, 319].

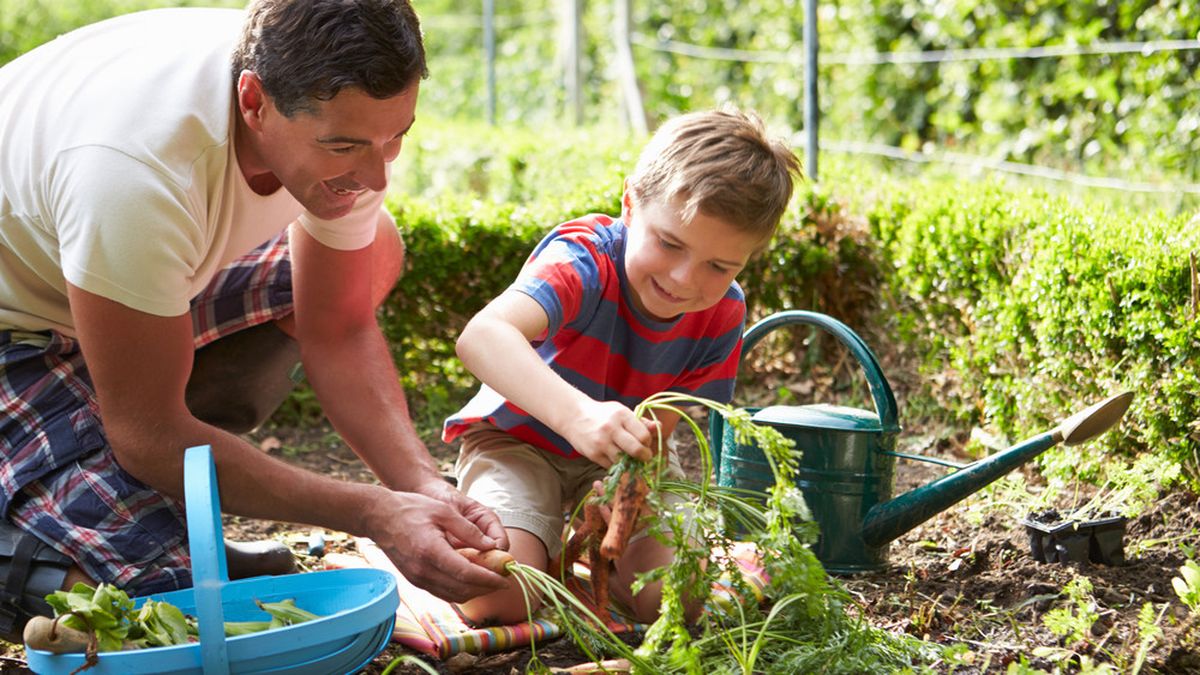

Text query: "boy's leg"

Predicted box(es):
[604, 451, 704, 624]
[452, 427, 567, 625]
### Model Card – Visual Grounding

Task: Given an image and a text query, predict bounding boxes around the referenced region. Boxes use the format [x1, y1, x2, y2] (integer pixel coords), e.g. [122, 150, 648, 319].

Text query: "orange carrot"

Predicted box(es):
[588, 541, 610, 610]
[560, 509, 597, 573]
[456, 547, 515, 576]
[599, 472, 649, 560]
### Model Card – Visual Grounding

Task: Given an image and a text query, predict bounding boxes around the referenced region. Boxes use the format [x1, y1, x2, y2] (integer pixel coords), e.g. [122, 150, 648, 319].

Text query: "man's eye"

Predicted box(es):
[329, 146, 356, 155]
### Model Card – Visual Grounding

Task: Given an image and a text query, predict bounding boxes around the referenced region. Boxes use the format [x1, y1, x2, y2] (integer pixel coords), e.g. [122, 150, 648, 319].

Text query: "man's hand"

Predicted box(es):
[363, 485, 510, 603]
[411, 476, 509, 550]
[563, 400, 656, 467]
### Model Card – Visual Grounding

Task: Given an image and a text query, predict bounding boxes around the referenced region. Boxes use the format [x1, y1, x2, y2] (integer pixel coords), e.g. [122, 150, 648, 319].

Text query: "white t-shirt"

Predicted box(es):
[0, 8, 384, 335]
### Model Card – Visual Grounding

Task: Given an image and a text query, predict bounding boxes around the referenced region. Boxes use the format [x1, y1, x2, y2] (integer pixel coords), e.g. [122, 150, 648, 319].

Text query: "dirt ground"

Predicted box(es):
[1, 411, 1197, 674]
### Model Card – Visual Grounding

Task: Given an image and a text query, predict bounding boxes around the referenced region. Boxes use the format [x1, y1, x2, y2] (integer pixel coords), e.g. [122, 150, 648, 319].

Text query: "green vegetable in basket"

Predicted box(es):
[224, 599, 319, 636]
[44, 582, 137, 652]
[256, 598, 321, 627]
[39, 582, 321, 653]
[131, 599, 196, 648]
[223, 620, 273, 636]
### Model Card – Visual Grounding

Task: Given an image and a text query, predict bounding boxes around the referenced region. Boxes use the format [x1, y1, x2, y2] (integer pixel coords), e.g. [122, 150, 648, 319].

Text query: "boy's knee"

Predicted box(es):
[456, 580, 537, 626]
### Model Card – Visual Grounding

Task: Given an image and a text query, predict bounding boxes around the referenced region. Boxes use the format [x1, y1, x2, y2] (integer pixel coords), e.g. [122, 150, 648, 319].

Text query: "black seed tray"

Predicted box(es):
[1020, 515, 1127, 566]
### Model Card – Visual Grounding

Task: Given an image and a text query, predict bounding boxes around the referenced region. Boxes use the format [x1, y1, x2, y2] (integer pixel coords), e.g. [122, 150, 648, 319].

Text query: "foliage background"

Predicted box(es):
[407, 0, 1200, 192]
[3, 0, 1198, 486]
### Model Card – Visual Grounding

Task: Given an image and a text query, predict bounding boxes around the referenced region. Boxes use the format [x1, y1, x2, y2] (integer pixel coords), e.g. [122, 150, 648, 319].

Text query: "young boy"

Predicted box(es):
[443, 108, 802, 625]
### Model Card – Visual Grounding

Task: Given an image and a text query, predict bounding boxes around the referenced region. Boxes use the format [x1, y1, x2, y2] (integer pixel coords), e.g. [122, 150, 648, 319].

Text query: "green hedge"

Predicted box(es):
[268, 119, 1200, 487]
[373, 178, 869, 436]
[865, 175, 1199, 481]
[360, 147, 1199, 485]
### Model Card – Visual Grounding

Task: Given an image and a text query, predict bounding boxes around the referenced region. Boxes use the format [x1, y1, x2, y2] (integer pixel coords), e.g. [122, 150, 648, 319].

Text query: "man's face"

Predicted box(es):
[622, 191, 760, 321]
[242, 79, 419, 221]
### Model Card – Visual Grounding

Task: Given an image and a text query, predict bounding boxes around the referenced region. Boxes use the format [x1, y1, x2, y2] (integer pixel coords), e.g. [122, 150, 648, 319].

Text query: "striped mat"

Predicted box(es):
[325, 538, 767, 659]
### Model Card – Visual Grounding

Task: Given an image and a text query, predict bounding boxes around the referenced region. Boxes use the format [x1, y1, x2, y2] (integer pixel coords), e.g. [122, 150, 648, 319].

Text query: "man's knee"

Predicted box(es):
[185, 321, 301, 434]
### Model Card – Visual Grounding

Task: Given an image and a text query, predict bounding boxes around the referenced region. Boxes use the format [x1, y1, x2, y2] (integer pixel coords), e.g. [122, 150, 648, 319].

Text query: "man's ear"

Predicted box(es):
[237, 70, 268, 132]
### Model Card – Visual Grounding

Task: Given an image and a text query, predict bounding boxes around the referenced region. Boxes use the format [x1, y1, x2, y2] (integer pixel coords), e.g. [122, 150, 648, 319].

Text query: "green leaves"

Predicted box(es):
[132, 599, 195, 648]
[1172, 560, 1200, 612]
[44, 583, 320, 653]
[45, 583, 137, 653]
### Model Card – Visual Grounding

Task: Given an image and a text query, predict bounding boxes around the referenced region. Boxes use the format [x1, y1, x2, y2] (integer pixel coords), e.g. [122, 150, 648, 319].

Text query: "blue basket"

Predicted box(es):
[27, 445, 399, 674]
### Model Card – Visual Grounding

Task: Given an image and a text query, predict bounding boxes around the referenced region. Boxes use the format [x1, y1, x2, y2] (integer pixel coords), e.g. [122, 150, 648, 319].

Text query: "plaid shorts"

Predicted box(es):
[0, 232, 294, 594]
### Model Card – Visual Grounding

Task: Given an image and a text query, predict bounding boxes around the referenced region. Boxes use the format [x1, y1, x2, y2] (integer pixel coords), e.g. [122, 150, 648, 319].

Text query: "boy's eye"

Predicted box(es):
[658, 238, 680, 250]
[710, 262, 732, 273]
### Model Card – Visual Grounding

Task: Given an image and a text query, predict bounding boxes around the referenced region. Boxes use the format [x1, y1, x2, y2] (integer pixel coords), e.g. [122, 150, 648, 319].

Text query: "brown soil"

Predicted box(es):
[2, 414, 1197, 674]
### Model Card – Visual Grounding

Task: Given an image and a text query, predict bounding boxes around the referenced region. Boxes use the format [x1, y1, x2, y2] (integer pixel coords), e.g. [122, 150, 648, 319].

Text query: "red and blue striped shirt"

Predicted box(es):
[443, 214, 745, 459]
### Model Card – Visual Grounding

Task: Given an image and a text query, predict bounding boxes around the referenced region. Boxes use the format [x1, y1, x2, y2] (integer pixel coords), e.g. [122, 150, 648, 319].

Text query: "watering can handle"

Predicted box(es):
[737, 310, 899, 431]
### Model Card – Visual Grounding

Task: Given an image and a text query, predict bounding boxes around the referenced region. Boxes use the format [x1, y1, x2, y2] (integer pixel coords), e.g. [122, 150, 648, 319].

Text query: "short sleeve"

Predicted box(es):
[50, 147, 207, 317]
[509, 230, 607, 337]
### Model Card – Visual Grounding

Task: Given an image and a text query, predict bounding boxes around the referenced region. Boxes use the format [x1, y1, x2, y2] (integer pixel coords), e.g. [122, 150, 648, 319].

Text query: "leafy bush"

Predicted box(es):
[865, 170, 1200, 481]
[277, 120, 1200, 487]
[0, 0, 243, 66]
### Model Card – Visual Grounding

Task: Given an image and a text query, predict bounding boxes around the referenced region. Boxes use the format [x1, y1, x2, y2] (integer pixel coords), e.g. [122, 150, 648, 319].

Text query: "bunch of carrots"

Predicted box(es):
[456, 458, 651, 613]
[554, 461, 651, 610]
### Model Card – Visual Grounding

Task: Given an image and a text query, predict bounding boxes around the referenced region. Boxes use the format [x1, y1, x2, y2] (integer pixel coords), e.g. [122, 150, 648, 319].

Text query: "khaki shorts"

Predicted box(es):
[455, 425, 686, 556]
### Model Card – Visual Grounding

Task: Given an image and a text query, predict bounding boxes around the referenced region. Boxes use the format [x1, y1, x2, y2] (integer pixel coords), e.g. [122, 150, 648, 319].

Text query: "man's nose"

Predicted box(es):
[355, 151, 389, 192]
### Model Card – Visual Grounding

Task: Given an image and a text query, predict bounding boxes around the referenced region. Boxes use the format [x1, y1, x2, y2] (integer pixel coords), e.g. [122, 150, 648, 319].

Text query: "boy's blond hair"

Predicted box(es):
[627, 107, 803, 244]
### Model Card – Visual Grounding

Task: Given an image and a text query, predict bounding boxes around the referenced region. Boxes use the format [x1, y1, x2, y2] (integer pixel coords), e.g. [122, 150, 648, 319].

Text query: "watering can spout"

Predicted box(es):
[860, 391, 1134, 548]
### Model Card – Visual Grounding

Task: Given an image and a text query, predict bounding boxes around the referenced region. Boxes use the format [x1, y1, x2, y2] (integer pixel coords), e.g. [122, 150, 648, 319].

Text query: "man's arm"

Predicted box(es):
[66, 236, 507, 600]
[456, 290, 655, 467]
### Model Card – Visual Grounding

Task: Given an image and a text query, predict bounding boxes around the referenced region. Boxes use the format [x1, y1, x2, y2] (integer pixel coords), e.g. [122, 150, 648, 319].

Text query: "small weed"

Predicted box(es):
[1172, 560, 1200, 612]
[1043, 576, 1099, 645]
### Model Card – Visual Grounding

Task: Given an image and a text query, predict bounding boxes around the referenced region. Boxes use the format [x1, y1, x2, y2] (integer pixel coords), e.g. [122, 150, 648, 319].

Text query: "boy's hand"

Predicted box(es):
[565, 400, 656, 467]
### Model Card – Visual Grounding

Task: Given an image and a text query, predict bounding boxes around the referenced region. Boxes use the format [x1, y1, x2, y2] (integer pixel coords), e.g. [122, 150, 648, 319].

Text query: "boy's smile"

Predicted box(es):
[622, 192, 761, 321]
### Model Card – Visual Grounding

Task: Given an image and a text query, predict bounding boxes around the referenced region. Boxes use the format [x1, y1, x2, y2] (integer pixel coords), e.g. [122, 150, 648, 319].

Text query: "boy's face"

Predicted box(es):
[622, 190, 760, 321]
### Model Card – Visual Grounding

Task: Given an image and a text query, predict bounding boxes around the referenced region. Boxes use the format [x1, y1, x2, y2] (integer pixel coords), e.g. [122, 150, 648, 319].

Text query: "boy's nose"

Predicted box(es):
[668, 263, 697, 289]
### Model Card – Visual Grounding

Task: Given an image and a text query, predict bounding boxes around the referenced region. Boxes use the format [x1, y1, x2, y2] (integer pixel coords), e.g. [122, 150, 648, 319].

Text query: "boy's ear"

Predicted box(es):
[620, 180, 634, 220]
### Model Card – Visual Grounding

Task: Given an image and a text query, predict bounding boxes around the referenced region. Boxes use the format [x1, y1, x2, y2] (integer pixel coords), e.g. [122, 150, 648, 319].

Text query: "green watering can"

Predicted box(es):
[710, 310, 1134, 574]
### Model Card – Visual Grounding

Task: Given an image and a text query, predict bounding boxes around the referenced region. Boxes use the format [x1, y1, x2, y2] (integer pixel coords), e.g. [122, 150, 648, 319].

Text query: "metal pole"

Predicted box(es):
[484, 0, 496, 125]
[566, 0, 583, 125]
[803, 0, 819, 181]
[614, 0, 648, 134]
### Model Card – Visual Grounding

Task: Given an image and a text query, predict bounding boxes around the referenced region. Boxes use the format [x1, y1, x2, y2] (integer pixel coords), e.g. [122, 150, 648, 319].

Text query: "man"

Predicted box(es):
[0, 0, 508, 640]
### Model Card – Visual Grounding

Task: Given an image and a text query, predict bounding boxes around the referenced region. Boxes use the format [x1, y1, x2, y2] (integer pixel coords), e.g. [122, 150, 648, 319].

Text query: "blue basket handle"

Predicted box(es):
[184, 445, 231, 674]
[710, 311, 900, 464]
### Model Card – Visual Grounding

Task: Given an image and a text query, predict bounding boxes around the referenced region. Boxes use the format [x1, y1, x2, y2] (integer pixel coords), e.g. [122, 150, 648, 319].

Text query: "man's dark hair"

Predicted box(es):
[231, 0, 427, 117]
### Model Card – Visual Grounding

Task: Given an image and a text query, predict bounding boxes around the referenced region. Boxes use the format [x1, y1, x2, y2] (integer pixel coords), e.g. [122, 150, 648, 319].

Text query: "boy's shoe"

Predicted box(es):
[185, 322, 302, 434]
[0, 520, 72, 644]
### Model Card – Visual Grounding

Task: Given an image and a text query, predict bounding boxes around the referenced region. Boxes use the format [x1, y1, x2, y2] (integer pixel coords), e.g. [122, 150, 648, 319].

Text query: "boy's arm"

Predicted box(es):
[457, 290, 655, 467]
